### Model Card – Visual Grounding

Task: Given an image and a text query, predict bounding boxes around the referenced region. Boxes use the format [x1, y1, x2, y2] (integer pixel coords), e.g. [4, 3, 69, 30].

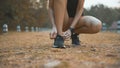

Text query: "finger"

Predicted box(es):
[64, 32, 69, 36]
[53, 32, 57, 38]
[65, 36, 69, 39]
[50, 33, 55, 39]
[64, 35, 70, 40]
[65, 33, 71, 37]
[64, 34, 70, 39]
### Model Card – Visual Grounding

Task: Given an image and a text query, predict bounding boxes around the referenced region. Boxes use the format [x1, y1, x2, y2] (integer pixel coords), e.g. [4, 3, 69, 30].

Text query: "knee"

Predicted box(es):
[91, 19, 102, 33]
[83, 16, 102, 33]
[92, 18, 102, 33]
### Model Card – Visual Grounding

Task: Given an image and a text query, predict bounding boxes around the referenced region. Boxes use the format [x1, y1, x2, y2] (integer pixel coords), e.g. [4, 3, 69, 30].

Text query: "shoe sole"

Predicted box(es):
[52, 45, 66, 49]
[72, 44, 80, 47]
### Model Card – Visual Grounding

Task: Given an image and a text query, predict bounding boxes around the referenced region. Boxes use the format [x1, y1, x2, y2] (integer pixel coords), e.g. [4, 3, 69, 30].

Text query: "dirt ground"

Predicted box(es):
[0, 31, 120, 68]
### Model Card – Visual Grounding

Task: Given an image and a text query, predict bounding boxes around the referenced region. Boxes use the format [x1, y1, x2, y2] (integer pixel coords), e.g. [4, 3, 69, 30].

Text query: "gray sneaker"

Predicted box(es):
[71, 33, 80, 46]
[53, 35, 66, 48]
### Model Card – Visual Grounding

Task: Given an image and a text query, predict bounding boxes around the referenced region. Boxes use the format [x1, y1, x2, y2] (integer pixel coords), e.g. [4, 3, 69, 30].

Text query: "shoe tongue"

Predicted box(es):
[57, 34, 62, 37]
[57, 35, 63, 38]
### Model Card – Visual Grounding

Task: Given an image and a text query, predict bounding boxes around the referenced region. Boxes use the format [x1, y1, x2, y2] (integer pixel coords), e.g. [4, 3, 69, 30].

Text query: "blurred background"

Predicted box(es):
[0, 0, 120, 33]
[0, 1, 120, 68]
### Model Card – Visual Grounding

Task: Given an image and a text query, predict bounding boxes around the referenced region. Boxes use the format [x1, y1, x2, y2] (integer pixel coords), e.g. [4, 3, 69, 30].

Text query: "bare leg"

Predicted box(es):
[63, 9, 70, 31]
[74, 16, 102, 34]
[53, 0, 67, 36]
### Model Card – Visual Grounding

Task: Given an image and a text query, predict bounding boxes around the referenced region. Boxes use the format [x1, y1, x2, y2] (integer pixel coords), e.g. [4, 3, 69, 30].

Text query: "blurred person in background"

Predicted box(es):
[48, 0, 102, 48]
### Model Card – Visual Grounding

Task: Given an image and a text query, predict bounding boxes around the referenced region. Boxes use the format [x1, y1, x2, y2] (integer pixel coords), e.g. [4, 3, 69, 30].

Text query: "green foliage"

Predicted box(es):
[84, 4, 120, 26]
[0, 0, 50, 31]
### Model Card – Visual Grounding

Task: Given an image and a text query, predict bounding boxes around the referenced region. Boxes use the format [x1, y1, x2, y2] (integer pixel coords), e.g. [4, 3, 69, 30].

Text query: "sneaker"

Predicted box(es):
[71, 33, 80, 46]
[53, 35, 65, 48]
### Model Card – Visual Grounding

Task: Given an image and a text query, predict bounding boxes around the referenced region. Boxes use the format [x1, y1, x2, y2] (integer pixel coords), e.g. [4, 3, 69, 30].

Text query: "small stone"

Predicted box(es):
[44, 60, 61, 68]
[91, 48, 97, 52]
[106, 54, 117, 57]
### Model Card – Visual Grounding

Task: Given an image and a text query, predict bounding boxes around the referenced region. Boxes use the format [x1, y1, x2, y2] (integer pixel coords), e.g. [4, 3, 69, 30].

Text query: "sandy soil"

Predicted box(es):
[0, 31, 120, 68]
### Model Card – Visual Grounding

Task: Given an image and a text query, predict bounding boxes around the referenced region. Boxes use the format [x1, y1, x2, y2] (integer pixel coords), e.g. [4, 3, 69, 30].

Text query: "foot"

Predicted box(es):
[71, 33, 80, 46]
[53, 35, 65, 48]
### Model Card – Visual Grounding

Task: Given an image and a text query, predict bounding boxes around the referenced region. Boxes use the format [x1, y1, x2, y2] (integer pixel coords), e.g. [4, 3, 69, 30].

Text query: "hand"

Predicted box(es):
[63, 29, 72, 40]
[50, 27, 57, 39]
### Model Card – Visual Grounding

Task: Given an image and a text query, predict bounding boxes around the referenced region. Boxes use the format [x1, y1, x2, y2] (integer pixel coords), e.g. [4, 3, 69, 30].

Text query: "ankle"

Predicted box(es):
[57, 32, 64, 37]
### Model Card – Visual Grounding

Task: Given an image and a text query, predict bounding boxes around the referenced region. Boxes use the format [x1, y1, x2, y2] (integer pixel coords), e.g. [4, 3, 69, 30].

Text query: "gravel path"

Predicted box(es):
[0, 32, 120, 68]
